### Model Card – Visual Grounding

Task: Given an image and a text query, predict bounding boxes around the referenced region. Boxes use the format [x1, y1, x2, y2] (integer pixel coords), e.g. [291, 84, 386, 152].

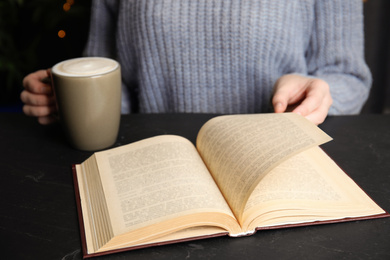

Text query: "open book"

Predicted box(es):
[73, 113, 388, 258]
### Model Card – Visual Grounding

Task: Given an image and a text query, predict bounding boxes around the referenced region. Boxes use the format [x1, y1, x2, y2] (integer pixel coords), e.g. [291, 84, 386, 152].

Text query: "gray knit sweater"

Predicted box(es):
[84, 0, 371, 115]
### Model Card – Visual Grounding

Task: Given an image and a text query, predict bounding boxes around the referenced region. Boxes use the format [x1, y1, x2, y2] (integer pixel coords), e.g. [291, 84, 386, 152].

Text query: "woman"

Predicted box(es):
[21, 0, 371, 125]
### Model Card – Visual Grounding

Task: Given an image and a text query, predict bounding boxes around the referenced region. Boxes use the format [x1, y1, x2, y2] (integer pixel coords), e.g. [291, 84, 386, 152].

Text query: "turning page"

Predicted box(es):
[196, 113, 332, 223]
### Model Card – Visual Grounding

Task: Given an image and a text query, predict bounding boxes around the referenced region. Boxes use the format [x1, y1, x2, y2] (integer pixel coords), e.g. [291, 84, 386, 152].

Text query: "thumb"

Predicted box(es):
[272, 92, 289, 113]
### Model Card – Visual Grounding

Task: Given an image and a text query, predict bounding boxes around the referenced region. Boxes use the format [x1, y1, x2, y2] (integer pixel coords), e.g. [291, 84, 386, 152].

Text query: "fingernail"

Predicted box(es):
[274, 102, 283, 111]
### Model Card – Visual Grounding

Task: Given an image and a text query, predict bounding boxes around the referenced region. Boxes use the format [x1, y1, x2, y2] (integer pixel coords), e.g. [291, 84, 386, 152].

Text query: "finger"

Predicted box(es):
[272, 88, 291, 113]
[293, 93, 332, 125]
[23, 70, 52, 94]
[291, 79, 330, 116]
[273, 88, 307, 113]
[22, 104, 57, 117]
[272, 76, 306, 113]
[38, 115, 58, 125]
[300, 103, 330, 125]
[20, 90, 56, 106]
[292, 90, 324, 117]
[273, 101, 287, 113]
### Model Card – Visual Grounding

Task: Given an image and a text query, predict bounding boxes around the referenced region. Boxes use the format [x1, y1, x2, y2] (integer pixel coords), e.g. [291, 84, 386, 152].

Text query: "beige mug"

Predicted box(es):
[51, 57, 121, 151]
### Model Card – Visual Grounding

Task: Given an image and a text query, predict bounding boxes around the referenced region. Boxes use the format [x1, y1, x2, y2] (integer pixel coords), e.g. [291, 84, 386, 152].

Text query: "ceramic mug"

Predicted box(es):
[51, 57, 121, 151]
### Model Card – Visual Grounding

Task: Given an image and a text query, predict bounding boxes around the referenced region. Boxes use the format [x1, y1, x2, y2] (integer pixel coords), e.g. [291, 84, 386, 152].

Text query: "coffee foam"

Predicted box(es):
[52, 57, 118, 77]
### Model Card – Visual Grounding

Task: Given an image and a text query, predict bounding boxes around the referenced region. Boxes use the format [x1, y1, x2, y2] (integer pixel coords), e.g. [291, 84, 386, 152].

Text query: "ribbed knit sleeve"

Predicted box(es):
[84, 0, 118, 58]
[306, 0, 372, 115]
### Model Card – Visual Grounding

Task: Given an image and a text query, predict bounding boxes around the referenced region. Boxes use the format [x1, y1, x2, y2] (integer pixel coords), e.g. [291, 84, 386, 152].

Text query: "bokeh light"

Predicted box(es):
[58, 30, 66, 38]
[63, 3, 71, 11]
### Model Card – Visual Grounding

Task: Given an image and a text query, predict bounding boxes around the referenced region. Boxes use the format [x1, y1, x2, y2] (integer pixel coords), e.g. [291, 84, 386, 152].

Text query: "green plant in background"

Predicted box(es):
[0, 0, 90, 107]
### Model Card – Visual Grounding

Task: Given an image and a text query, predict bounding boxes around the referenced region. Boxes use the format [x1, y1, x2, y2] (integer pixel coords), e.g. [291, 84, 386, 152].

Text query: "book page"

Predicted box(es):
[99, 226, 228, 253]
[196, 113, 332, 223]
[76, 156, 114, 253]
[241, 147, 385, 230]
[94, 135, 238, 239]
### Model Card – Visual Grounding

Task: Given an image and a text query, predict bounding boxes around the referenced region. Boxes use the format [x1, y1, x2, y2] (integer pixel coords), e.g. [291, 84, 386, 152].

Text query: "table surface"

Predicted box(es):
[1, 113, 389, 260]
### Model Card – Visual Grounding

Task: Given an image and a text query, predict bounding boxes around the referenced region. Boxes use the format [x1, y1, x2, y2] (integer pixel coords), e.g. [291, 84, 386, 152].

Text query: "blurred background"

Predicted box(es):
[363, 0, 390, 114]
[0, 0, 91, 112]
[0, 0, 389, 114]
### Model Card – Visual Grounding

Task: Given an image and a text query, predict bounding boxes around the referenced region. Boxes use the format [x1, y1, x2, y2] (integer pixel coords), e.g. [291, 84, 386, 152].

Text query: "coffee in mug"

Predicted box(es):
[51, 57, 121, 151]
